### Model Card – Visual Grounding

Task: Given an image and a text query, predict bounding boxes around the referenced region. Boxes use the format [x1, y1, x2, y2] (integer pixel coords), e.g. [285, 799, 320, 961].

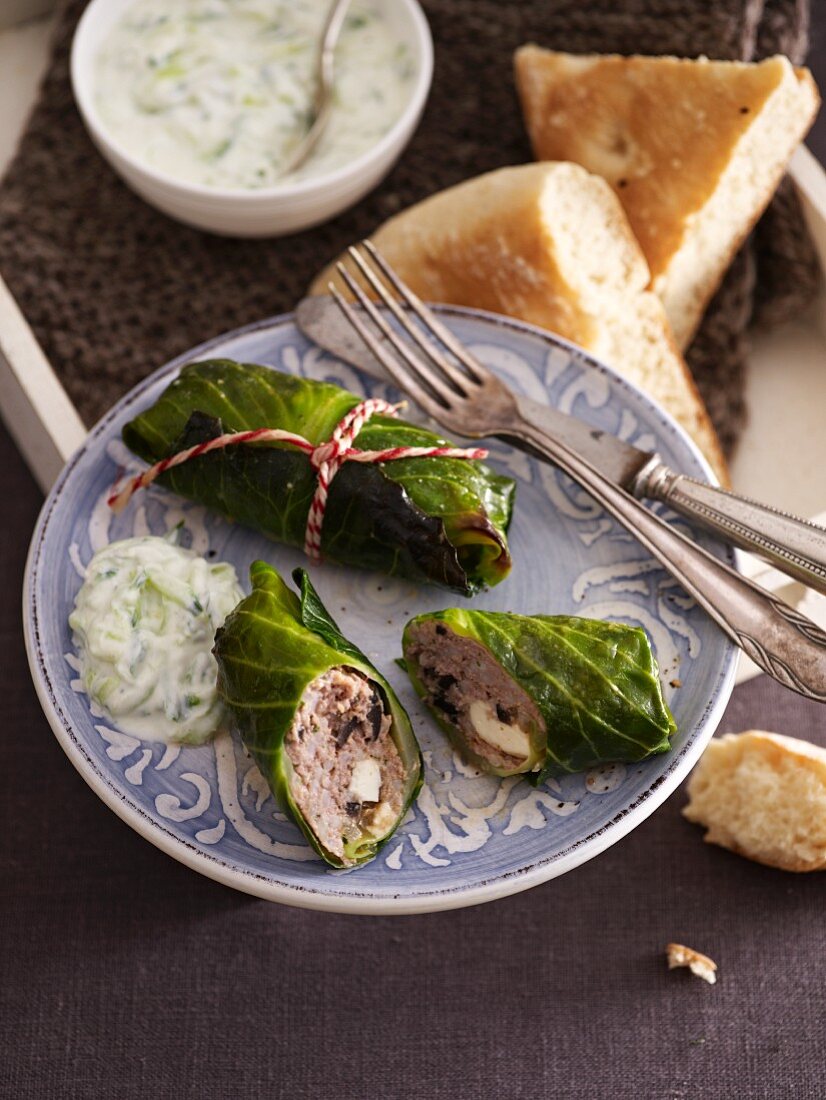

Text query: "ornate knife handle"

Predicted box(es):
[511, 419, 826, 702]
[636, 465, 826, 596]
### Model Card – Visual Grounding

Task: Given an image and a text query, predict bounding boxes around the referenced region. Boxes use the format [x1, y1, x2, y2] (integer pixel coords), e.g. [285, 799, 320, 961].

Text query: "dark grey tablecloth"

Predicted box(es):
[2, 11, 826, 1100]
[2, 409, 825, 1099]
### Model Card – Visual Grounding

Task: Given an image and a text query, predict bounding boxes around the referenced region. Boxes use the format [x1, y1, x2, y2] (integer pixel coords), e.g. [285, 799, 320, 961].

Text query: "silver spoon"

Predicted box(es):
[281, 0, 352, 177]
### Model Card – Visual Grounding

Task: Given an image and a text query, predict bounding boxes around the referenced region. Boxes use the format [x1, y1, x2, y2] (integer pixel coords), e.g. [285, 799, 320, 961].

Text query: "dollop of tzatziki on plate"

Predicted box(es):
[93, 0, 417, 189]
[69, 534, 244, 744]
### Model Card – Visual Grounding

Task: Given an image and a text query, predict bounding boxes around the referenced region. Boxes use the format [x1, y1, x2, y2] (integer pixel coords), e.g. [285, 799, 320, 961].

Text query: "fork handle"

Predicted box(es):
[635, 464, 826, 596]
[513, 420, 826, 701]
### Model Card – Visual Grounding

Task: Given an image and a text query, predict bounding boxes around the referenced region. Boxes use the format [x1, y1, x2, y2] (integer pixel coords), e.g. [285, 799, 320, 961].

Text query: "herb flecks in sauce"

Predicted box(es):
[94, 0, 415, 189]
[69, 535, 244, 744]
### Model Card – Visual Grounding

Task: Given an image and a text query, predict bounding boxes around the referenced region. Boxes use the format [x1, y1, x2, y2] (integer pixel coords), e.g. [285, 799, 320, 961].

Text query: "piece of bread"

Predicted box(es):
[310, 162, 727, 482]
[666, 943, 717, 984]
[683, 730, 826, 872]
[514, 48, 820, 348]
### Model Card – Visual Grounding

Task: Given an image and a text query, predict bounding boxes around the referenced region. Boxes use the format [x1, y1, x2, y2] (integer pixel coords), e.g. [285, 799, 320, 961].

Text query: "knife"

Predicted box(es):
[296, 296, 826, 596]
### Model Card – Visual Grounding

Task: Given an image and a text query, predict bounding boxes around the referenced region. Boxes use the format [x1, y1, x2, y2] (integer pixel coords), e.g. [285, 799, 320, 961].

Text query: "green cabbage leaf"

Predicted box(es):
[123, 360, 514, 594]
[214, 563, 422, 867]
[403, 609, 676, 782]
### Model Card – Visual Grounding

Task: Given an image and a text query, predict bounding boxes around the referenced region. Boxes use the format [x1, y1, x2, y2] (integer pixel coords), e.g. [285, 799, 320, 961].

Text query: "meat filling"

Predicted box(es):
[285, 667, 406, 862]
[406, 620, 545, 772]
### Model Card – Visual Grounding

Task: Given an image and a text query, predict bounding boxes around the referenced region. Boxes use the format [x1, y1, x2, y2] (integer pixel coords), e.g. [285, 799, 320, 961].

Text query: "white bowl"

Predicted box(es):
[70, 0, 433, 237]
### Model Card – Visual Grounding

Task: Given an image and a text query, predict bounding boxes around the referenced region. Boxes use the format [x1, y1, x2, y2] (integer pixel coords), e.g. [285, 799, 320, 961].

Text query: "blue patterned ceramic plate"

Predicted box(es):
[24, 309, 737, 914]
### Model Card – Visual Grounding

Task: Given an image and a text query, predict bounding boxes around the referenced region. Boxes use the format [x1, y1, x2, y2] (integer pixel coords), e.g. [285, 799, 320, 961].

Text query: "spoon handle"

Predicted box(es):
[281, 0, 352, 176]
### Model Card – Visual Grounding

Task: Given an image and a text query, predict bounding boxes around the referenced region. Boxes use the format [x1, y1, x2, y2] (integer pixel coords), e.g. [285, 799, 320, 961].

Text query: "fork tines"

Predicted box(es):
[328, 240, 487, 412]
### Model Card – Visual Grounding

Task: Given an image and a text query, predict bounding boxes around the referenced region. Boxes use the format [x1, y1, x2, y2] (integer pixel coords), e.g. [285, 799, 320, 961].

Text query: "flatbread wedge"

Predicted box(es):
[311, 162, 728, 482]
[514, 48, 820, 348]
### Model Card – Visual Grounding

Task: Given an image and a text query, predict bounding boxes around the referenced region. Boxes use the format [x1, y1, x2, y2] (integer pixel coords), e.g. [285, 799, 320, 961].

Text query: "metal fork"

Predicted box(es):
[328, 240, 826, 702]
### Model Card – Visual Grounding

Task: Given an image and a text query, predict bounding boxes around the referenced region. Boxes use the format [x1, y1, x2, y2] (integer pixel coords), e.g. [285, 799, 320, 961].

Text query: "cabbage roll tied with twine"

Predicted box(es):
[214, 563, 422, 868]
[121, 360, 515, 595]
[402, 609, 676, 783]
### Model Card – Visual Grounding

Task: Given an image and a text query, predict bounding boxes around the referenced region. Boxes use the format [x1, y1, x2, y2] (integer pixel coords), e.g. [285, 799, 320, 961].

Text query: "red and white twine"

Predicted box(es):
[107, 398, 488, 560]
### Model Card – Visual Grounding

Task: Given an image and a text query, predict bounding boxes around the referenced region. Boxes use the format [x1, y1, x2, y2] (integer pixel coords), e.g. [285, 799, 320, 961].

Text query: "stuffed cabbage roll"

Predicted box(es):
[123, 360, 514, 595]
[402, 609, 676, 783]
[214, 563, 422, 868]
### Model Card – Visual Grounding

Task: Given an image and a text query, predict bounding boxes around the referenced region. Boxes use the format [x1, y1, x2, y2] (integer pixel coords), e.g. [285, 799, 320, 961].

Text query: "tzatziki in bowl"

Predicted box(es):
[71, 0, 433, 236]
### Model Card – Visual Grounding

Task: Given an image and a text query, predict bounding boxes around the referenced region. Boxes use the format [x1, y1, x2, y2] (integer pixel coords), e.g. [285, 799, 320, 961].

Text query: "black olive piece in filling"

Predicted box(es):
[366, 689, 385, 741]
[433, 694, 459, 721]
[336, 716, 360, 748]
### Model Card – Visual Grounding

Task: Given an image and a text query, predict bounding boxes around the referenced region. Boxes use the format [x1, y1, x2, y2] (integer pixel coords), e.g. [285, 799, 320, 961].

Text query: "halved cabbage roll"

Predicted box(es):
[402, 609, 676, 782]
[123, 360, 514, 595]
[214, 563, 422, 868]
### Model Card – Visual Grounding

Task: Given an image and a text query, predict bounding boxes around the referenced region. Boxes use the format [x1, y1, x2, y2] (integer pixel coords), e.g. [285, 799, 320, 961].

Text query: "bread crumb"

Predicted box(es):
[667, 943, 717, 984]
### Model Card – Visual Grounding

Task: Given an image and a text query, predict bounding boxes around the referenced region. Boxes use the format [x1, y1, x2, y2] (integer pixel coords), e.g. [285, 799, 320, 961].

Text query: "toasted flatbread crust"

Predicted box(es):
[514, 49, 820, 346]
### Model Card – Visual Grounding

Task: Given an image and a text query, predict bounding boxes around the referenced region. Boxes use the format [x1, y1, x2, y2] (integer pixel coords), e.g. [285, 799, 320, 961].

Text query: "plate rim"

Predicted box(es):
[23, 306, 739, 915]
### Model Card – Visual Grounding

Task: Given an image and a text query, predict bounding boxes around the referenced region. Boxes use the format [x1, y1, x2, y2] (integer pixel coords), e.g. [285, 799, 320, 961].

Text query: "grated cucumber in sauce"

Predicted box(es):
[94, 0, 416, 189]
[69, 534, 244, 744]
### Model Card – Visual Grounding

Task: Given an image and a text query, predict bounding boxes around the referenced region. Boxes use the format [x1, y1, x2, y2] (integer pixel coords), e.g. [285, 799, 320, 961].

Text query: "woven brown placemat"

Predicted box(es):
[0, 0, 820, 446]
